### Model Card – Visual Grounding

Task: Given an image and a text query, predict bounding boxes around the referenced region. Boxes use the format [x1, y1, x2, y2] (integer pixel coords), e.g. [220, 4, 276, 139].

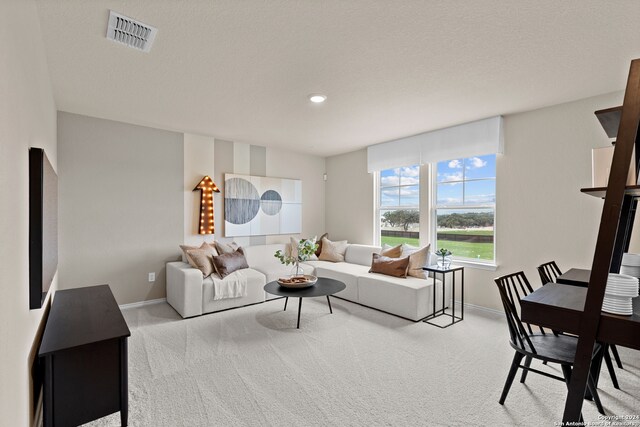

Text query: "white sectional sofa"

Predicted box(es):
[166, 243, 451, 321]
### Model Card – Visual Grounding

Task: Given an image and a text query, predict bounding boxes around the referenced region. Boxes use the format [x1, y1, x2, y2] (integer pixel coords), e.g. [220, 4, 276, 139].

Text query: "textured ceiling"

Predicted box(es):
[36, 1, 640, 157]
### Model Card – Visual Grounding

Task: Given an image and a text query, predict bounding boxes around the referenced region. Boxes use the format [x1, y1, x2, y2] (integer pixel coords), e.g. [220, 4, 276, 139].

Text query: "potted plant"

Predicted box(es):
[436, 248, 452, 269]
[275, 237, 319, 277]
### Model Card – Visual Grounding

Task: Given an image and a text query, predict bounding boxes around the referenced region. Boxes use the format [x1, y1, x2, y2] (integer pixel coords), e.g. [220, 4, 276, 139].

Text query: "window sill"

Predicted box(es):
[451, 259, 498, 271]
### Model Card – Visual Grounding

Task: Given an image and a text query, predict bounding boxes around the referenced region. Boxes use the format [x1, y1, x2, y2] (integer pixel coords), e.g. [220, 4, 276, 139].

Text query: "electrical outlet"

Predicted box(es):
[148, 272, 155, 282]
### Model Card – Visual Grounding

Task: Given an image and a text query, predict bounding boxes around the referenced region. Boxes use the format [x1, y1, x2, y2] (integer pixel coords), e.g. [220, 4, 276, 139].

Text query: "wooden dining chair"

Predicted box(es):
[537, 260, 562, 284]
[495, 271, 605, 416]
[537, 260, 624, 387]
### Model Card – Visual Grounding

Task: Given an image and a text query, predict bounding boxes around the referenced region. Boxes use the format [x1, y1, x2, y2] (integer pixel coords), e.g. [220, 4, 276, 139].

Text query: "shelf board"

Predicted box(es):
[581, 185, 640, 198]
[595, 106, 622, 138]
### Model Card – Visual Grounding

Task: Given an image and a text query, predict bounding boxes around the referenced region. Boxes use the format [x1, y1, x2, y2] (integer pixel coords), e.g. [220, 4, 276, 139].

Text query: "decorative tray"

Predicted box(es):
[277, 275, 318, 289]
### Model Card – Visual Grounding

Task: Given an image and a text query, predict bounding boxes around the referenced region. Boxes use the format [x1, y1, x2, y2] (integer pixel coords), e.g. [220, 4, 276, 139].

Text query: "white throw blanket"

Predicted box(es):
[213, 269, 248, 300]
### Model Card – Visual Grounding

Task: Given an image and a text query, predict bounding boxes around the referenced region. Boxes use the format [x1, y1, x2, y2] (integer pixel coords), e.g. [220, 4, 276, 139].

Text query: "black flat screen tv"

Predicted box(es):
[29, 147, 58, 309]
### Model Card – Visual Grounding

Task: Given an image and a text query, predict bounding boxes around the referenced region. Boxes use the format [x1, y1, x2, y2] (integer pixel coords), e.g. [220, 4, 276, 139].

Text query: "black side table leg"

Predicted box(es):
[327, 295, 333, 314]
[297, 298, 303, 329]
[284, 297, 288, 311]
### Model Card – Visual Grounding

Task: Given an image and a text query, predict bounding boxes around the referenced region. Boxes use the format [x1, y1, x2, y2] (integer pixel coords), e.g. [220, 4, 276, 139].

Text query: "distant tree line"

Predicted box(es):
[382, 210, 494, 231]
[437, 212, 493, 229]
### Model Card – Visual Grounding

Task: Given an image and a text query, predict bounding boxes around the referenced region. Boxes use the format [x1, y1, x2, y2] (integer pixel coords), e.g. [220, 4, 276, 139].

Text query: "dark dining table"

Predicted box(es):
[520, 271, 640, 422]
[521, 280, 640, 350]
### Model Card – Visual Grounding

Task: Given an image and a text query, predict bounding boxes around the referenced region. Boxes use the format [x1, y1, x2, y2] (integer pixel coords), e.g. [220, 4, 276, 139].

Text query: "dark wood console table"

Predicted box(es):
[39, 285, 130, 426]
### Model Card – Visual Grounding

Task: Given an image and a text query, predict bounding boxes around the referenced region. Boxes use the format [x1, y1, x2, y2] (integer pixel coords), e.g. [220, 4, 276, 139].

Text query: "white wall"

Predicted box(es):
[325, 149, 374, 244]
[184, 133, 216, 246]
[58, 112, 184, 305]
[325, 91, 625, 311]
[265, 147, 326, 244]
[0, 0, 57, 425]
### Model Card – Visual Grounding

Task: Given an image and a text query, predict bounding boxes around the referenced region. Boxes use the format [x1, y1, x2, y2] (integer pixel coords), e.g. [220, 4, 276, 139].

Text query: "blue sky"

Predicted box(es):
[436, 155, 495, 205]
[380, 165, 420, 206]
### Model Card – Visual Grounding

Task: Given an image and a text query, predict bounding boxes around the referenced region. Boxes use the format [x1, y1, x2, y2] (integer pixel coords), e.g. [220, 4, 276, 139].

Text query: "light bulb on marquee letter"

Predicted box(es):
[193, 175, 220, 235]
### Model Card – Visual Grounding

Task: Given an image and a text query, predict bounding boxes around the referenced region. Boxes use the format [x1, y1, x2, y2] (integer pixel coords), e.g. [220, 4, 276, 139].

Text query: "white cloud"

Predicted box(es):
[401, 166, 420, 177]
[467, 157, 487, 169]
[438, 172, 463, 181]
[401, 177, 419, 185]
[448, 159, 462, 169]
[399, 187, 419, 196]
[380, 176, 400, 186]
[465, 194, 496, 204]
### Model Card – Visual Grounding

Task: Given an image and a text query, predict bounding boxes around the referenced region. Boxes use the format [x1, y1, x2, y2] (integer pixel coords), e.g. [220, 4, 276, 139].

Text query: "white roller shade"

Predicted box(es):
[367, 135, 422, 173]
[367, 116, 503, 172]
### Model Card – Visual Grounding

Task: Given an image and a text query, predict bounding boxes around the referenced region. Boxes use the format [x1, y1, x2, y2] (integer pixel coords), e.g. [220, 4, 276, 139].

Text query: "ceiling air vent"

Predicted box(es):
[106, 11, 157, 53]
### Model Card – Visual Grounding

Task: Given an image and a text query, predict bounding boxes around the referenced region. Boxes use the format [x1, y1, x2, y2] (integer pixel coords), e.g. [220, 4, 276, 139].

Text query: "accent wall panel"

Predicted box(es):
[224, 173, 302, 236]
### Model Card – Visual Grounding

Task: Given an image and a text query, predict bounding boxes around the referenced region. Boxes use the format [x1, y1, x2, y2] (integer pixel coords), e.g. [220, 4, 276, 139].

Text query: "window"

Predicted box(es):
[378, 165, 420, 247]
[434, 155, 496, 262]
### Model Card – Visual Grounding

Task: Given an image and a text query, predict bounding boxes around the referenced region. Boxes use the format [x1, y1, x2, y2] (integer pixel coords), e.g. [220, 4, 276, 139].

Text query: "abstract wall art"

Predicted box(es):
[224, 174, 302, 236]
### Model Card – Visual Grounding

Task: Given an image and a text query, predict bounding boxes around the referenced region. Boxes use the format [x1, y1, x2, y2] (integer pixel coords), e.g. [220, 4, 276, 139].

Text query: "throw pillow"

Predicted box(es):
[315, 232, 329, 257]
[212, 247, 250, 278]
[318, 237, 348, 262]
[406, 244, 431, 279]
[369, 253, 409, 278]
[215, 240, 239, 254]
[401, 243, 420, 257]
[181, 242, 217, 264]
[381, 244, 402, 258]
[185, 248, 216, 277]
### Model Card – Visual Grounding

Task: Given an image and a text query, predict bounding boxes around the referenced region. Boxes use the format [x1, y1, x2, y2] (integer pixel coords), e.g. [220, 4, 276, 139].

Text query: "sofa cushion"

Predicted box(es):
[307, 260, 369, 302]
[369, 253, 409, 278]
[358, 273, 448, 321]
[344, 244, 381, 266]
[201, 268, 266, 314]
[212, 247, 249, 278]
[319, 237, 348, 262]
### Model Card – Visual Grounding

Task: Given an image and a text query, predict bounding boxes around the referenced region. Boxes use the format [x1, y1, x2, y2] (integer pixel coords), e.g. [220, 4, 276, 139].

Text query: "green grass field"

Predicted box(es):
[381, 235, 494, 261]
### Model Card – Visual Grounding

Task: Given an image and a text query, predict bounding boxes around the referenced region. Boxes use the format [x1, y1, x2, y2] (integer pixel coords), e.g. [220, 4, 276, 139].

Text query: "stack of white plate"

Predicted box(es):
[603, 273, 639, 316]
[620, 253, 640, 278]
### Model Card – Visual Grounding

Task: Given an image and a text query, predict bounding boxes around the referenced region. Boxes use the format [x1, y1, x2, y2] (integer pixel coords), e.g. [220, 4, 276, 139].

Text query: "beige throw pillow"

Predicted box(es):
[315, 232, 329, 257]
[381, 244, 402, 258]
[215, 241, 239, 254]
[186, 247, 216, 277]
[180, 242, 217, 263]
[318, 237, 348, 262]
[406, 244, 431, 279]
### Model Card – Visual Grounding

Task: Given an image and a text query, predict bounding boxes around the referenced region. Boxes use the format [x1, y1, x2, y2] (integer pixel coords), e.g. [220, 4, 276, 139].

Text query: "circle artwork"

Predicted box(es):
[260, 190, 282, 215]
[224, 178, 260, 224]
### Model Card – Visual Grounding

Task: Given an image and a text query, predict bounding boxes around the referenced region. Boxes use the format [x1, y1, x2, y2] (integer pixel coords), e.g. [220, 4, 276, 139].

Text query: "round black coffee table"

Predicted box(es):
[264, 277, 346, 329]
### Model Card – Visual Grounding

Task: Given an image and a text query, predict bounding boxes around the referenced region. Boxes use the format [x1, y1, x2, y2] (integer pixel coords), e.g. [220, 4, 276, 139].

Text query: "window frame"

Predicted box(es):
[431, 155, 497, 266]
[374, 166, 421, 247]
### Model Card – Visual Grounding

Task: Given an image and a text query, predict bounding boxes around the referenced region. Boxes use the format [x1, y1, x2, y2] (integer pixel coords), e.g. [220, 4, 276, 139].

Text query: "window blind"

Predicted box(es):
[367, 116, 503, 172]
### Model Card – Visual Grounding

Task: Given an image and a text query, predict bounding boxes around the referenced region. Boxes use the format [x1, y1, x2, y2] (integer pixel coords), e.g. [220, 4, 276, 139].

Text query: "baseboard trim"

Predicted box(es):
[119, 298, 167, 310]
[457, 300, 504, 316]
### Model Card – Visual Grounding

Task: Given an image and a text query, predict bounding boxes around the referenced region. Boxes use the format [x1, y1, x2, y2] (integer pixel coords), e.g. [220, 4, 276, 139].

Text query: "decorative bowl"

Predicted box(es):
[277, 275, 318, 289]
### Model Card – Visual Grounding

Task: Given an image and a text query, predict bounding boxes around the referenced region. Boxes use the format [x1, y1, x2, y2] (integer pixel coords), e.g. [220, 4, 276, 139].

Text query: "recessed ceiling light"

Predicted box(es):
[309, 94, 327, 103]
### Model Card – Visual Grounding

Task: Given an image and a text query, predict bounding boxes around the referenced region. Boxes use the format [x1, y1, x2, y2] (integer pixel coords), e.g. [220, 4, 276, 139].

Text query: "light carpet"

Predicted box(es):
[84, 298, 640, 426]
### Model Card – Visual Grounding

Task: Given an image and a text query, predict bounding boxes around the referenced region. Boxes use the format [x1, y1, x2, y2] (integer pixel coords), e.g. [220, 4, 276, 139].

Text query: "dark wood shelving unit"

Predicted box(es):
[522, 59, 640, 425]
[595, 105, 622, 139]
[581, 185, 640, 198]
